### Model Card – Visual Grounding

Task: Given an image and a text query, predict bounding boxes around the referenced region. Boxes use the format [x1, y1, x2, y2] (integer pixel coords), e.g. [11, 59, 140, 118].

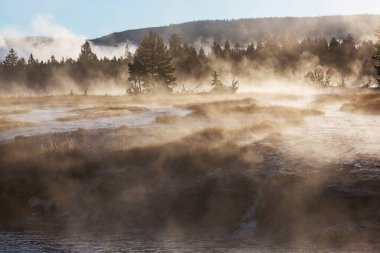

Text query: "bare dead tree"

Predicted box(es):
[305, 68, 334, 87]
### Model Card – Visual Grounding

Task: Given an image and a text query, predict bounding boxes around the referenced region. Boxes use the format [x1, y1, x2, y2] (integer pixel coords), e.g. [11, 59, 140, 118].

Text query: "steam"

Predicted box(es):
[0, 15, 131, 61]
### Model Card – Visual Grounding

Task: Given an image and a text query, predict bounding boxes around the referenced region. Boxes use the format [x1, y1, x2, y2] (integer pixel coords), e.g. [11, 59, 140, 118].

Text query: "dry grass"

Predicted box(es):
[57, 106, 146, 121]
[40, 137, 76, 154]
[0, 108, 31, 115]
[155, 114, 182, 124]
[340, 93, 380, 115]
[185, 98, 323, 119]
[311, 93, 350, 107]
[0, 118, 34, 131]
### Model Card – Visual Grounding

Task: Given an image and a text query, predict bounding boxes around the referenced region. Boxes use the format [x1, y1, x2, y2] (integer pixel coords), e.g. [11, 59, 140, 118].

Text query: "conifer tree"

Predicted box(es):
[211, 71, 223, 88]
[128, 59, 147, 94]
[50, 55, 58, 65]
[211, 41, 222, 58]
[169, 34, 183, 58]
[28, 54, 38, 65]
[198, 47, 206, 59]
[78, 41, 98, 64]
[132, 31, 176, 92]
[223, 40, 231, 59]
[373, 27, 380, 84]
[3, 48, 18, 68]
[75, 41, 98, 83]
[124, 42, 133, 63]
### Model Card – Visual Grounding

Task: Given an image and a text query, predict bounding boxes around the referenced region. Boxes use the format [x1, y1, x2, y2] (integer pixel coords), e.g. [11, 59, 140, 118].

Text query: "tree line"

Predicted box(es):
[0, 30, 378, 94]
[0, 41, 131, 93]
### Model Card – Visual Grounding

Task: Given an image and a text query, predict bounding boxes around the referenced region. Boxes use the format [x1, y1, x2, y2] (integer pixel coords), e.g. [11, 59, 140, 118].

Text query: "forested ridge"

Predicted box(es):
[91, 15, 380, 46]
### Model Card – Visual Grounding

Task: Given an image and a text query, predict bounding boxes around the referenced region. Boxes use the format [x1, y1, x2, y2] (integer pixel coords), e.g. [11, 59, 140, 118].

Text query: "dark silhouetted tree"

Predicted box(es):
[373, 27, 380, 84]
[49, 55, 58, 65]
[132, 31, 176, 92]
[211, 71, 223, 88]
[3, 48, 18, 68]
[74, 41, 99, 84]
[27, 54, 38, 65]
[128, 59, 147, 94]
[169, 34, 183, 58]
[223, 40, 231, 59]
[198, 47, 206, 60]
[211, 41, 223, 58]
[124, 42, 133, 63]
[78, 41, 98, 64]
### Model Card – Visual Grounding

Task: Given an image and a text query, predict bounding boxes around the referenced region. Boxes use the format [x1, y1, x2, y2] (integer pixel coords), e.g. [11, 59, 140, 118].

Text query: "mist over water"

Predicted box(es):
[0, 106, 191, 143]
[1, 7, 380, 253]
[0, 88, 379, 252]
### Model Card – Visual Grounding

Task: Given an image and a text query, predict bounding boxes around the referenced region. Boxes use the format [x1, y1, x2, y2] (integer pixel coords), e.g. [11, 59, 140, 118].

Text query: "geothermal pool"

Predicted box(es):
[0, 106, 191, 143]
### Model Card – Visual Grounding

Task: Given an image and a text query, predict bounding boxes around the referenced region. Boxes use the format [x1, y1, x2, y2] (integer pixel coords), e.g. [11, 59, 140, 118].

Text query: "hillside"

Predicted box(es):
[91, 15, 380, 46]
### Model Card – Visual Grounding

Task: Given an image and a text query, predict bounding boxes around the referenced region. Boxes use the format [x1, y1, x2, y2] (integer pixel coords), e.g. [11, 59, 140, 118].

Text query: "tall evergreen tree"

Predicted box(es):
[132, 31, 176, 92]
[342, 34, 356, 60]
[198, 47, 206, 59]
[3, 48, 18, 68]
[49, 55, 58, 65]
[246, 43, 256, 60]
[28, 54, 38, 65]
[373, 27, 380, 84]
[124, 42, 133, 63]
[75, 41, 99, 84]
[78, 41, 98, 64]
[169, 34, 183, 58]
[211, 41, 223, 58]
[210, 71, 223, 88]
[128, 59, 147, 94]
[223, 41, 231, 59]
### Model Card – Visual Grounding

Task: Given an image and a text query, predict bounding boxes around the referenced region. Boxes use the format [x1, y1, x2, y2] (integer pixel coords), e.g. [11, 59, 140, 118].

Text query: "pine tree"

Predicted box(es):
[198, 47, 206, 59]
[342, 34, 357, 72]
[75, 41, 98, 83]
[169, 34, 183, 58]
[124, 42, 133, 63]
[211, 41, 222, 58]
[28, 54, 38, 65]
[50, 55, 58, 65]
[128, 59, 147, 94]
[3, 48, 18, 68]
[78, 41, 98, 64]
[373, 27, 380, 85]
[246, 43, 255, 60]
[223, 40, 231, 59]
[211, 71, 223, 88]
[132, 31, 176, 92]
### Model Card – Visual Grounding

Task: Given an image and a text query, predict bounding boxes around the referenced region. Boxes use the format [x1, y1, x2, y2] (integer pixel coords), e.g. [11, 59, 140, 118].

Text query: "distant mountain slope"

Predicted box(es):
[91, 15, 380, 46]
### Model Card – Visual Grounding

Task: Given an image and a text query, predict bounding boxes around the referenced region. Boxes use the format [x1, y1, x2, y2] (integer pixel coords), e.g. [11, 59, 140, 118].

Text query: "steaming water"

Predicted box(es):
[0, 107, 191, 143]
[1, 95, 380, 252]
[0, 231, 253, 253]
[273, 96, 380, 163]
[285, 105, 380, 159]
[1, 230, 376, 252]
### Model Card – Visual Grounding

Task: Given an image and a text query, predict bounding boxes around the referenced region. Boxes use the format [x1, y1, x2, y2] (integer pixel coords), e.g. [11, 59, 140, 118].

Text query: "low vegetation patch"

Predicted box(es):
[340, 93, 380, 115]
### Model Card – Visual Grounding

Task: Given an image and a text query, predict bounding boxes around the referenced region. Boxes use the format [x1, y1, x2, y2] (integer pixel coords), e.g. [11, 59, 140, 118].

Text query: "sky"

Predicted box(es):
[1, 0, 380, 39]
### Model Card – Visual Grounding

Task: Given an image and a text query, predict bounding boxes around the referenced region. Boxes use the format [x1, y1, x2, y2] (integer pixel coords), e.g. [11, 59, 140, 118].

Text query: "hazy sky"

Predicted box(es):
[1, 0, 380, 38]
